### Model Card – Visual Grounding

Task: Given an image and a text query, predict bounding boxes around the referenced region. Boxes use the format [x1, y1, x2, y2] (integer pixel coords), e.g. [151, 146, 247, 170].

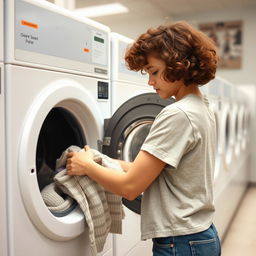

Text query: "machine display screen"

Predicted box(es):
[98, 81, 109, 99]
[94, 36, 104, 44]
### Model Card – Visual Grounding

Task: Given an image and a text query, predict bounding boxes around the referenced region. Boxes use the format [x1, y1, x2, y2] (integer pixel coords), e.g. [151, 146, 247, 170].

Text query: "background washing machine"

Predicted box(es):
[103, 32, 174, 256]
[110, 32, 154, 112]
[204, 77, 230, 239]
[0, 1, 8, 255]
[5, 0, 113, 255]
[0, 0, 8, 255]
[237, 84, 254, 183]
[205, 78, 222, 189]
[213, 78, 249, 239]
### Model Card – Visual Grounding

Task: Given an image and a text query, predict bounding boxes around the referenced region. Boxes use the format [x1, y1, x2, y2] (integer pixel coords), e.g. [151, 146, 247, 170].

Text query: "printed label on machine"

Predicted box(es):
[15, 0, 109, 70]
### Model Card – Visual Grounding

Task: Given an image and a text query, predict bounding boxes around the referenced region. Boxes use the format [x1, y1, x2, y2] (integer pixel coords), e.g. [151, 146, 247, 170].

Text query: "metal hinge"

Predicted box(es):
[97, 140, 103, 152]
[103, 137, 111, 146]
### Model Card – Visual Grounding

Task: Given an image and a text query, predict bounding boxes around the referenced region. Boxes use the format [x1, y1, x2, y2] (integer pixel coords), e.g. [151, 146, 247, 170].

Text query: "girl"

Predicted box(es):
[66, 21, 221, 256]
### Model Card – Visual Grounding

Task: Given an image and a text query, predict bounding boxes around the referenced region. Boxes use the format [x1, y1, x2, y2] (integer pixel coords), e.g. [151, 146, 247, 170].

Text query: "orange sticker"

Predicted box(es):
[83, 48, 90, 53]
[21, 20, 38, 29]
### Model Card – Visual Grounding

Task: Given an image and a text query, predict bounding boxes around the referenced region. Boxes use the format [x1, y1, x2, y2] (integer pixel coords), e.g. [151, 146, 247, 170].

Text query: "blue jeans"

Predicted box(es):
[152, 224, 221, 256]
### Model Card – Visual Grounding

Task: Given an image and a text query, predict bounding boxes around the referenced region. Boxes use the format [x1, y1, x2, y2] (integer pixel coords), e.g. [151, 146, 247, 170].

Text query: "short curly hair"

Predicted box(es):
[125, 21, 219, 86]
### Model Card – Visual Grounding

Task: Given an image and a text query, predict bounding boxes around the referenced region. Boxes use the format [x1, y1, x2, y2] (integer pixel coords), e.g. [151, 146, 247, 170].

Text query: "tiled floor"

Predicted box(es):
[221, 185, 256, 255]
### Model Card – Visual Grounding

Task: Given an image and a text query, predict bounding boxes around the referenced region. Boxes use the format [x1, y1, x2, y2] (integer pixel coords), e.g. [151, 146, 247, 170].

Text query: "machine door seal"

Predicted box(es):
[103, 93, 175, 214]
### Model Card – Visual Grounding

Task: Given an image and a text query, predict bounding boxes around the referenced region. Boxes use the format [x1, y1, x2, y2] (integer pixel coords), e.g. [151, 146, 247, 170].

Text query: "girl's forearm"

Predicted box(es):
[86, 160, 133, 199]
[114, 159, 132, 172]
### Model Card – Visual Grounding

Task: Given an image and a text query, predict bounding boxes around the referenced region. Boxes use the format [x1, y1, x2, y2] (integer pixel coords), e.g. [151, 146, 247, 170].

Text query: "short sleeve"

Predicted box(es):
[141, 106, 196, 168]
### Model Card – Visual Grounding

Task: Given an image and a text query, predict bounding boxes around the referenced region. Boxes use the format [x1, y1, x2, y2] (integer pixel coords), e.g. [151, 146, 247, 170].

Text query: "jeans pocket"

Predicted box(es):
[153, 237, 174, 248]
[189, 238, 218, 256]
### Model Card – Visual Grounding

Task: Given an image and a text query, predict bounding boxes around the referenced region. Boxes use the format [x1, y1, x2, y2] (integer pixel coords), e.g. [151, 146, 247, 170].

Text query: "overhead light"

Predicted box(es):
[74, 2, 129, 18]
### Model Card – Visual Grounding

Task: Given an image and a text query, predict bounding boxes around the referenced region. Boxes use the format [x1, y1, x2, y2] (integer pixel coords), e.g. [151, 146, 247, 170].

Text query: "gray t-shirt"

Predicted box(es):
[140, 94, 216, 240]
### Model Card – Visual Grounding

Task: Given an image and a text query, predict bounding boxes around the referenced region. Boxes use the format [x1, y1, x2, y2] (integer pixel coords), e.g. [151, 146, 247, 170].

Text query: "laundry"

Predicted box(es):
[37, 160, 55, 191]
[41, 182, 78, 217]
[48, 145, 124, 256]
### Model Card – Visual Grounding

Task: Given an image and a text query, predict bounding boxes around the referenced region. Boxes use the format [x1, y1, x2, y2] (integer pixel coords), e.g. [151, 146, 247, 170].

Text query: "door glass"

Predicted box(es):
[122, 121, 153, 162]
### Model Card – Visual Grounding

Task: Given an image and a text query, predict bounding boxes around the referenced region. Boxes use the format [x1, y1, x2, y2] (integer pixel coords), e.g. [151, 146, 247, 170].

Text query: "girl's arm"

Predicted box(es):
[66, 146, 166, 200]
[114, 159, 132, 172]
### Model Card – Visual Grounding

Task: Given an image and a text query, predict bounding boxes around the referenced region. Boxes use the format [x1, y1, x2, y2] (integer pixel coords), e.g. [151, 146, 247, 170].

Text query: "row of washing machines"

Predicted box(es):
[0, 0, 251, 256]
[202, 77, 251, 239]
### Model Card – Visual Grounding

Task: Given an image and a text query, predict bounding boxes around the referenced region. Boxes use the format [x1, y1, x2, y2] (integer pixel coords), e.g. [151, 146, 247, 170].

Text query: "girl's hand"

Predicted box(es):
[66, 145, 94, 176]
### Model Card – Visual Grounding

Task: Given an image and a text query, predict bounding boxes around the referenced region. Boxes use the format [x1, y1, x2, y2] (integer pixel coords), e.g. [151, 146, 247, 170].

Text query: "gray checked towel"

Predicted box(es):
[53, 145, 125, 256]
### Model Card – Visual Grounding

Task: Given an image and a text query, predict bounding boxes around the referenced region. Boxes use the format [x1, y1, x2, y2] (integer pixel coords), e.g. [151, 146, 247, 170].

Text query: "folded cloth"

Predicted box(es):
[41, 182, 77, 217]
[54, 145, 125, 256]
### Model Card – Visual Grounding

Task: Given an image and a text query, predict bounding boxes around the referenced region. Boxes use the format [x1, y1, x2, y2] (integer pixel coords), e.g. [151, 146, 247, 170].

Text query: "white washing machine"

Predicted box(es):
[110, 32, 154, 112]
[235, 88, 249, 181]
[213, 78, 249, 239]
[221, 79, 234, 173]
[0, 0, 7, 255]
[0, 0, 2, 61]
[204, 77, 230, 239]
[237, 84, 255, 183]
[5, 0, 113, 255]
[205, 78, 222, 187]
[103, 32, 175, 256]
[230, 85, 241, 172]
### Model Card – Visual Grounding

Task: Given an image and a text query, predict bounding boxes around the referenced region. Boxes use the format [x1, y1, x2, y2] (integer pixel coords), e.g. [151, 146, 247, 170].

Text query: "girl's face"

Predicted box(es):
[145, 55, 184, 99]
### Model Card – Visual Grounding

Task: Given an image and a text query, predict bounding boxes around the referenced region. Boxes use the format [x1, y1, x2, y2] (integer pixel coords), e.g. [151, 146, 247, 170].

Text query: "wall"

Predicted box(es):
[173, 6, 256, 86]
[95, 6, 256, 181]
[96, 6, 256, 86]
[174, 7, 256, 182]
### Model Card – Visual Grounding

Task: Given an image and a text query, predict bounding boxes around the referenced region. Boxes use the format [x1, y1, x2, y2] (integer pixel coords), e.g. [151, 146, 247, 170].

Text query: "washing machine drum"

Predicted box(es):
[36, 107, 86, 192]
[103, 93, 175, 214]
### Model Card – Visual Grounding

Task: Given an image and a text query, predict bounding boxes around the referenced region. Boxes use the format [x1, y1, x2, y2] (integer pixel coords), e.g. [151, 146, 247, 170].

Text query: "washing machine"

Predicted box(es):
[204, 77, 229, 239]
[102, 32, 174, 256]
[213, 78, 249, 239]
[0, 0, 8, 255]
[221, 79, 234, 173]
[205, 78, 222, 187]
[236, 84, 255, 183]
[235, 88, 249, 183]
[110, 32, 155, 112]
[5, 0, 113, 255]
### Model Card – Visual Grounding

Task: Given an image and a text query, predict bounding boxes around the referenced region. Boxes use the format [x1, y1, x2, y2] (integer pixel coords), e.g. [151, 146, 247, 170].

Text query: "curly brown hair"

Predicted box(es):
[125, 21, 219, 86]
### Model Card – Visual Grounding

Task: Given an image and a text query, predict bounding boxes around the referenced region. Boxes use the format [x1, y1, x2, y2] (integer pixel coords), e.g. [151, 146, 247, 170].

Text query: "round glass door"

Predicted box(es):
[121, 120, 154, 214]
[122, 120, 153, 161]
[36, 107, 86, 217]
[103, 93, 175, 214]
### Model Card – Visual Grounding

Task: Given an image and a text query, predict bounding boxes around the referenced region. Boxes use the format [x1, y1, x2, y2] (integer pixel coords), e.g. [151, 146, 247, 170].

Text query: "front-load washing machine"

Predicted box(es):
[237, 84, 254, 182]
[0, 0, 2, 62]
[0, 0, 8, 255]
[110, 32, 154, 112]
[0, 62, 7, 256]
[5, 0, 113, 255]
[220, 79, 234, 173]
[213, 78, 249, 239]
[104, 32, 174, 256]
[205, 78, 222, 189]
[204, 77, 230, 240]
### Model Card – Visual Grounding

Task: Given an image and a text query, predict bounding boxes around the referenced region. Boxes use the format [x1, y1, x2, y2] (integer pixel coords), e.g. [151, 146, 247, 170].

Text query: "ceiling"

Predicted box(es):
[48, 0, 256, 20]
[46, 0, 256, 38]
[74, 0, 256, 18]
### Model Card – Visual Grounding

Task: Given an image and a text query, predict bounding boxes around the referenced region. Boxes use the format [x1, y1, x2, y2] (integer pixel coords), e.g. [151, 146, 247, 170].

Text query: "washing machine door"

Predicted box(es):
[103, 93, 175, 214]
[18, 79, 104, 241]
